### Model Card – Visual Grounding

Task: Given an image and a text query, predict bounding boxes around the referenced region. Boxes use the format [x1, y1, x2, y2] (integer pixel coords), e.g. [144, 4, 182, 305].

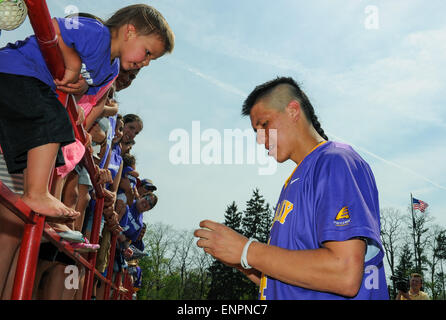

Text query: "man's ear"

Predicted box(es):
[286, 100, 301, 121]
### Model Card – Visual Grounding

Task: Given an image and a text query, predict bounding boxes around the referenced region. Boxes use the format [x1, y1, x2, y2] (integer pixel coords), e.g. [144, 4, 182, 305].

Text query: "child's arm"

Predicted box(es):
[85, 93, 108, 130]
[102, 99, 119, 117]
[115, 199, 127, 221]
[52, 18, 82, 86]
[102, 145, 113, 172]
[128, 170, 139, 178]
[111, 163, 124, 194]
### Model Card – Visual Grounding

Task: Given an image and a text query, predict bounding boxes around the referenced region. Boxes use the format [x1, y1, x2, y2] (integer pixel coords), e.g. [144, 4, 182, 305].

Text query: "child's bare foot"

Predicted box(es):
[21, 192, 80, 218]
[48, 222, 72, 233]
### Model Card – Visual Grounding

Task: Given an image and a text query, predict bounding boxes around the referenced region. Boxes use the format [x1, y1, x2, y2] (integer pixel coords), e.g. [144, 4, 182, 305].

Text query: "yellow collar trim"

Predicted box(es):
[284, 141, 327, 188]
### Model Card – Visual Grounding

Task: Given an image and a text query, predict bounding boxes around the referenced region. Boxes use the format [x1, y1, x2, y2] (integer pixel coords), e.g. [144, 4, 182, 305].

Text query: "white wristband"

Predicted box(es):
[240, 238, 258, 270]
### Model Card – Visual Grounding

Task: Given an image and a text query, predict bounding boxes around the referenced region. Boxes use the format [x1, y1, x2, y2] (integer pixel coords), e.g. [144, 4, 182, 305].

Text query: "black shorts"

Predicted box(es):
[39, 242, 76, 266]
[0, 73, 75, 174]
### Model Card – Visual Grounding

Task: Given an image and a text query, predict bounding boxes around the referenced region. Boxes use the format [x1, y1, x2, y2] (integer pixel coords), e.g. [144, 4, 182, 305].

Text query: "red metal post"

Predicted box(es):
[9, 0, 67, 300]
[10, 214, 45, 300]
[123, 271, 133, 300]
[24, 0, 64, 80]
[82, 196, 104, 300]
[103, 233, 118, 300]
[112, 271, 122, 300]
[6, 0, 109, 300]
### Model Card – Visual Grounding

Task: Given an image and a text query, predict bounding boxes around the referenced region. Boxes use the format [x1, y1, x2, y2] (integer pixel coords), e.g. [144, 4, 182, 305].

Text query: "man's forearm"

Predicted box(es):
[247, 240, 365, 297]
[233, 264, 262, 286]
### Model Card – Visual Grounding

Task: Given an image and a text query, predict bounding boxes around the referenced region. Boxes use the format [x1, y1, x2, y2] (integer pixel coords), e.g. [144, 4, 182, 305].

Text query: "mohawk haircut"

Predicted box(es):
[241, 76, 328, 141]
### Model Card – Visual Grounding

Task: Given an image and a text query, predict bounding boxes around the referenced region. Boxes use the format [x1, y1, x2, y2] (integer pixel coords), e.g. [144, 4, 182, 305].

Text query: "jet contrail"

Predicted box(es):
[176, 60, 446, 191]
[327, 131, 446, 191]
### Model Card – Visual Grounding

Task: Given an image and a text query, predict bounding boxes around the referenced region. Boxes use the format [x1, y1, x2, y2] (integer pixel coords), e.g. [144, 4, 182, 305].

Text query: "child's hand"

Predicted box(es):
[123, 247, 134, 259]
[75, 103, 85, 126]
[54, 68, 80, 87]
[98, 168, 113, 185]
[134, 188, 140, 200]
[103, 188, 117, 207]
[56, 74, 88, 95]
[85, 132, 92, 149]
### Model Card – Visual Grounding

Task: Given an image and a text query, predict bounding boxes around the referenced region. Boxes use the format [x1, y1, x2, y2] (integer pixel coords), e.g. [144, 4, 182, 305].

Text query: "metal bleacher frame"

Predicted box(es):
[0, 0, 133, 300]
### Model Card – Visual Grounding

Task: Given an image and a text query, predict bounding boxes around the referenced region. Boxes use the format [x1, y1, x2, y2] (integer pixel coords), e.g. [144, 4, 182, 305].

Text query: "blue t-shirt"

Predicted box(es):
[132, 239, 145, 252]
[119, 205, 129, 228]
[133, 266, 142, 288]
[108, 143, 122, 181]
[121, 201, 143, 242]
[259, 141, 389, 300]
[122, 165, 137, 188]
[0, 17, 119, 94]
[99, 115, 117, 169]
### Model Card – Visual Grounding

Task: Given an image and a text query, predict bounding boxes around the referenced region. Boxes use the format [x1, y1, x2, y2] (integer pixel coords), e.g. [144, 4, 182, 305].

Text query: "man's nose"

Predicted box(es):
[256, 129, 266, 145]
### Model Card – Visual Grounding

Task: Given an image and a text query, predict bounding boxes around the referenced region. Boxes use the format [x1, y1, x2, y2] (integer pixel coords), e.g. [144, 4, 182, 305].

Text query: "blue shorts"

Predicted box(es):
[83, 202, 105, 235]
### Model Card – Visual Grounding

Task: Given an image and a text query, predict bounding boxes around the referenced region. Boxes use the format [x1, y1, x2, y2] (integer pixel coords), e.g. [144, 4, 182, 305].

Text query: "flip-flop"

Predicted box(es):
[69, 241, 100, 253]
[57, 230, 85, 243]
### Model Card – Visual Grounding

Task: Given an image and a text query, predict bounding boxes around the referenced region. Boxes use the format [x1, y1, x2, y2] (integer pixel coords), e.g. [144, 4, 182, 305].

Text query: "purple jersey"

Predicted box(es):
[259, 141, 389, 300]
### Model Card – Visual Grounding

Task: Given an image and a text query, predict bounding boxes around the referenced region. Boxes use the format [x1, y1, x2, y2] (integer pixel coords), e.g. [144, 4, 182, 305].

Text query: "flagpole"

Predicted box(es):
[410, 193, 419, 273]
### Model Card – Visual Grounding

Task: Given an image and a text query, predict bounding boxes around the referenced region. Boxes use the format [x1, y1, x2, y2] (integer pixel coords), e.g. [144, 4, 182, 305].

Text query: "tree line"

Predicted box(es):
[136, 189, 446, 300]
[136, 188, 271, 300]
[380, 206, 446, 299]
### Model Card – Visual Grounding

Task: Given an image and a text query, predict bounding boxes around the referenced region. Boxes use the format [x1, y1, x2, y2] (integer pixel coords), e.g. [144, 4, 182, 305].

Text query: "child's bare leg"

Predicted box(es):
[32, 260, 54, 299]
[74, 267, 85, 300]
[51, 174, 67, 202]
[61, 171, 81, 230]
[96, 279, 106, 300]
[39, 263, 66, 300]
[22, 143, 79, 218]
[1, 244, 19, 300]
[47, 222, 73, 233]
[0, 204, 23, 298]
[62, 171, 79, 209]
[74, 184, 91, 232]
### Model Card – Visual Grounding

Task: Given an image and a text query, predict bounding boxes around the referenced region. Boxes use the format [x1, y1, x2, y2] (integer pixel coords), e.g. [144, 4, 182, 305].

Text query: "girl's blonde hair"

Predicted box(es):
[105, 4, 175, 54]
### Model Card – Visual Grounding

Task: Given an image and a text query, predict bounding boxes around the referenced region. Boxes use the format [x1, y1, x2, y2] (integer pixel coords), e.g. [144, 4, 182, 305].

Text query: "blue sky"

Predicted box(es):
[1, 0, 445, 232]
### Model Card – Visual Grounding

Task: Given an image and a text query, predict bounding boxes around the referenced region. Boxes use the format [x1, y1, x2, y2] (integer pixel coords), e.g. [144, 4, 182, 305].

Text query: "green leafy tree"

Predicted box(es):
[207, 191, 273, 300]
[137, 223, 178, 299]
[392, 243, 415, 298]
[432, 230, 446, 299]
[407, 206, 432, 275]
[242, 188, 271, 242]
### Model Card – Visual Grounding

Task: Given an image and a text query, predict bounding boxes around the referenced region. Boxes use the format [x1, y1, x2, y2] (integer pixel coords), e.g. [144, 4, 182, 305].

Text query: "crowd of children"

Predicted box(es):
[0, 4, 174, 299]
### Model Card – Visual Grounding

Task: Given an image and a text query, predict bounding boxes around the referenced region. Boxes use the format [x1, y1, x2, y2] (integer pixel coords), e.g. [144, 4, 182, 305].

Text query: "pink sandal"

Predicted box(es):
[65, 237, 100, 253]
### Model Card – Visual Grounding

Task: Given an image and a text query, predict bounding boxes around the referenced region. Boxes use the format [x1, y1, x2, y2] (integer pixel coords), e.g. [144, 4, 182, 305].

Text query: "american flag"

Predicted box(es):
[412, 198, 429, 213]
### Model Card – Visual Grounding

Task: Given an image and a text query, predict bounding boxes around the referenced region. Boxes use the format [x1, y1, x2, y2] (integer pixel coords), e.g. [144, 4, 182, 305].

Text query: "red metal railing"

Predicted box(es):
[0, 0, 134, 300]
